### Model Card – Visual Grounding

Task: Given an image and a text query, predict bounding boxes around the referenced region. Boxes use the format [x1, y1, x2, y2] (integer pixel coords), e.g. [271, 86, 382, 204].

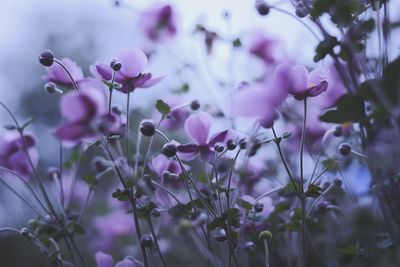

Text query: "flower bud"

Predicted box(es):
[47, 167, 60, 179]
[295, 1, 310, 18]
[258, 230, 272, 241]
[239, 138, 247, 149]
[162, 143, 177, 157]
[190, 100, 200, 110]
[255, 1, 270, 16]
[334, 178, 342, 187]
[332, 125, 343, 137]
[44, 82, 62, 94]
[39, 49, 55, 66]
[214, 229, 227, 242]
[111, 105, 122, 115]
[110, 59, 122, 71]
[338, 143, 351, 156]
[140, 121, 156, 137]
[254, 202, 264, 213]
[226, 139, 237, 150]
[140, 235, 153, 248]
[92, 156, 109, 173]
[214, 142, 225, 153]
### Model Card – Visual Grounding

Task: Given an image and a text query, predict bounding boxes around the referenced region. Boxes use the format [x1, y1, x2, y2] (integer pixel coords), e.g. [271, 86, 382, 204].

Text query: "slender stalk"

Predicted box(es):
[59, 141, 65, 207]
[125, 93, 131, 161]
[263, 240, 270, 267]
[54, 59, 80, 92]
[148, 218, 167, 267]
[68, 235, 87, 267]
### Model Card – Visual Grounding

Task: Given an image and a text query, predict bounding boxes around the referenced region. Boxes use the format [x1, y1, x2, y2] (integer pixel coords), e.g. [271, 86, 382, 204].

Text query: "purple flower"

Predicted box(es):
[95, 251, 136, 267]
[177, 112, 234, 161]
[151, 154, 189, 186]
[0, 131, 38, 179]
[55, 85, 107, 146]
[44, 58, 84, 86]
[317, 61, 347, 109]
[249, 31, 285, 65]
[231, 64, 290, 128]
[138, 4, 177, 42]
[91, 48, 163, 94]
[287, 64, 329, 100]
[157, 97, 189, 131]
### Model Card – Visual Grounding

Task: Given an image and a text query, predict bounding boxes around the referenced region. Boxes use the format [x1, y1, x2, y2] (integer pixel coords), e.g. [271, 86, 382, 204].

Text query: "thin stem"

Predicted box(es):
[148, 218, 167, 267]
[125, 93, 131, 162]
[78, 188, 92, 224]
[53, 59, 80, 92]
[263, 240, 270, 267]
[108, 70, 116, 114]
[59, 141, 65, 207]
[68, 235, 87, 267]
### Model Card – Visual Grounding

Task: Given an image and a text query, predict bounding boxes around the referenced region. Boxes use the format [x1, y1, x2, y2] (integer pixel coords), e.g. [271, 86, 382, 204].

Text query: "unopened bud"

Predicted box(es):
[110, 59, 122, 71]
[214, 142, 225, 153]
[39, 49, 55, 66]
[44, 82, 62, 94]
[140, 235, 153, 248]
[140, 121, 156, 137]
[190, 100, 200, 110]
[254, 202, 264, 213]
[226, 139, 237, 150]
[162, 143, 177, 157]
[255, 1, 270, 16]
[332, 125, 343, 137]
[258, 230, 272, 241]
[338, 143, 351, 156]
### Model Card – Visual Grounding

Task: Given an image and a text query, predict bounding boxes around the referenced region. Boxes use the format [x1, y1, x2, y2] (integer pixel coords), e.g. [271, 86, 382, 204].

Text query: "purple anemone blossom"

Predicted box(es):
[151, 154, 188, 186]
[231, 64, 291, 128]
[44, 58, 84, 86]
[55, 86, 107, 147]
[91, 48, 163, 94]
[138, 4, 177, 42]
[157, 97, 189, 131]
[249, 31, 285, 66]
[0, 131, 38, 179]
[287, 64, 329, 100]
[177, 111, 234, 161]
[95, 251, 136, 267]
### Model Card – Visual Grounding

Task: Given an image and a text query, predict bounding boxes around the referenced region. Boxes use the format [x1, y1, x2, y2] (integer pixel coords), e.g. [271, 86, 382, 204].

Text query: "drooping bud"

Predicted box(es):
[254, 202, 264, 213]
[213, 142, 225, 153]
[255, 0, 270, 16]
[140, 235, 154, 247]
[190, 100, 200, 111]
[334, 178, 342, 187]
[39, 49, 55, 66]
[44, 82, 62, 94]
[332, 125, 343, 137]
[226, 139, 237, 150]
[140, 121, 156, 137]
[162, 143, 177, 157]
[239, 138, 247, 149]
[215, 229, 227, 242]
[110, 59, 122, 72]
[294, 0, 310, 18]
[338, 143, 351, 156]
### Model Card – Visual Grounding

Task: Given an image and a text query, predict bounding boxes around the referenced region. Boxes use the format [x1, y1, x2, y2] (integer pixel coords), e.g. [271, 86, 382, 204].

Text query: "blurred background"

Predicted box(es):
[0, 0, 399, 266]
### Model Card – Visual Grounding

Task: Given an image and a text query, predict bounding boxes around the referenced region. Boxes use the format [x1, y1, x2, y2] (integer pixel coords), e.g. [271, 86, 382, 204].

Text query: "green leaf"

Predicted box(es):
[236, 198, 252, 211]
[3, 125, 17, 130]
[21, 117, 34, 130]
[82, 174, 97, 187]
[282, 132, 292, 139]
[66, 221, 86, 235]
[320, 93, 365, 123]
[322, 159, 340, 172]
[198, 172, 207, 184]
[274, 201, 290, 213]
[155, 99, 171, 116]
[112, 189, 130, 201]
[232, 38, 242, 47]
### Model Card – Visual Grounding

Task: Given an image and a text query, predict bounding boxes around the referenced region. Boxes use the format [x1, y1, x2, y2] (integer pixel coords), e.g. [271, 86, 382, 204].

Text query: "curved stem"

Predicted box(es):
[53, 59, 80, 92]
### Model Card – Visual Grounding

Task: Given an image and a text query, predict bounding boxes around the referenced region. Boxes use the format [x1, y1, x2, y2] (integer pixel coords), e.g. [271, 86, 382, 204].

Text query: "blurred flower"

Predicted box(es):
[0, 131, 38, 179]
[151, 154, 188, 186]
[55, 85, 106, 146]
[157, 97, 189, 131]
[138, 4, 177, 42]
[95, 251, 136, 267]
[44, 58, 84, 86]
[177, 112, 234, 161]
[249, 32, 284, 66]
[231, 64, 290, 128]
[91, 48, 163, 94]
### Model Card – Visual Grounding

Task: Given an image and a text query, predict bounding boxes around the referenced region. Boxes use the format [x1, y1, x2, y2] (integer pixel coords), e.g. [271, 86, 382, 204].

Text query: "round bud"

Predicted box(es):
[47, 167, 60, 179]
[295, 2, 310, 18]
[110, 59, 122, 71]
[111, 105, 122, 115]
[39, 49, 55, 66]
[92, 156, 109, 173]
[140, 121, 156, 137]
[151, 208, 161, 217]
[239, 138, 247, 149]
[162, 143, 177, 157]
[255, 1, 270, 16]
[190, 100, 200, 110]
[254, 202, 264, 213]
[226, 139, 237, 150]
[334, 178, 342, 187]
[214, 142, 225, 153]
[140, 235, 153, 248]
[44, 82, 57, 94]
[20, 227, 30, 237]
[215, 229, 227, 242]
[338, 143, 351, 156]
[258, 230, 272, 241]
[332, 125, 343, 137]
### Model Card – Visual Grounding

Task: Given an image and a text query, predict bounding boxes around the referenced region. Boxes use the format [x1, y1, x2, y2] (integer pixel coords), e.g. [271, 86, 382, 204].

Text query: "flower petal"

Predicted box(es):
[139, 76, 164, 88]
[95, 251, 114, 267]
[177, 143, 199, 161]
[116, 48, 148, 78]
[115, 259, 136, 267]
[288, 64, 308, 96]
[208, 130, 234, 147]
[307, 80, 328, 97]
[184, 112, 213, 145]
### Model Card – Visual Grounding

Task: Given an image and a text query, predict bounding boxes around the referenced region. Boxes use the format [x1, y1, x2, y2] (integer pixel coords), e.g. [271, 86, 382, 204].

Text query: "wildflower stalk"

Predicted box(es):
[148, 218, 167, 267]
[53, 59, 80, 92]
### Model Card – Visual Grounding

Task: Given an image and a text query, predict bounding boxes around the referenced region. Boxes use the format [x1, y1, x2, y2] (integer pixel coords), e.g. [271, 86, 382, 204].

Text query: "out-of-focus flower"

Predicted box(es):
[44, 58, 84, 86]
[231, 64, 290, 128]
[157, 97, 189, 131]
[95, 251, 136, 267]
[138, 4, 177, 42]
[91, 48, 163, 94]
[151, 154, 187, 186]
[317, 61, 347, 109]
[55, 86, 106, 146]
[177, 112, 234, 161]
[249, 32, 285, 66]
[0, 131, 38, 179]
[287, 64, 328, 100]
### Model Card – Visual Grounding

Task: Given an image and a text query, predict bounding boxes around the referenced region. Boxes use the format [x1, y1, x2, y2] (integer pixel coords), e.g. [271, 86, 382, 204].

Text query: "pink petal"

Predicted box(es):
[116, 48, 148, 78]
[95, 251, 113, 267]
[184, 112, 213, 145]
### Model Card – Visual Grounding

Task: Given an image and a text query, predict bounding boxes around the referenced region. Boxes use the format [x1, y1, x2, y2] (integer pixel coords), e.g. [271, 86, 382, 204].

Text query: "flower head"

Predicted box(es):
[177, 112, 234, 161]
[91, 48, 162, 94]
[138, 4, 178, 42]
[0, 131, 38, 179]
